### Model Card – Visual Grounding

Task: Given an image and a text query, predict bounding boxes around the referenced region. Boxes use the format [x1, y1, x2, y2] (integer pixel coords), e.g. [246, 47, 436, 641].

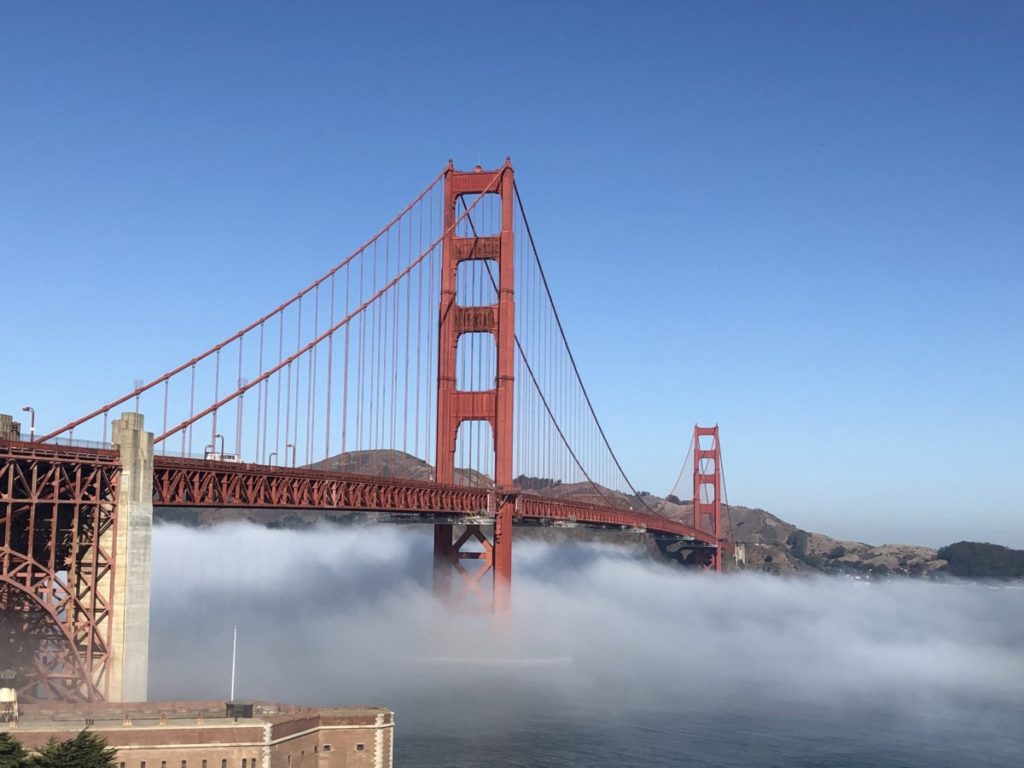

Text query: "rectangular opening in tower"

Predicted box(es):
[456, 333, 496, 392]
[698, 482, 717, 504]
[697, 456, 717, 475]
[455, 192, 502, 237]
[456, 260, 499, 306]
[455, 419, 495, 488]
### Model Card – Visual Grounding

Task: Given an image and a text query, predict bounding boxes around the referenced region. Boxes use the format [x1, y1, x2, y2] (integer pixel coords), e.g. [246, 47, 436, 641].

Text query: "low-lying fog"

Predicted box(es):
[150, 523, 1024, 767]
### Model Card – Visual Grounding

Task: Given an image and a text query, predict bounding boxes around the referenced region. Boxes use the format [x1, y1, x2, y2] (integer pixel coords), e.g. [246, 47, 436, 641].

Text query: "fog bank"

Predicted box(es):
[149, 522, 1024, 764]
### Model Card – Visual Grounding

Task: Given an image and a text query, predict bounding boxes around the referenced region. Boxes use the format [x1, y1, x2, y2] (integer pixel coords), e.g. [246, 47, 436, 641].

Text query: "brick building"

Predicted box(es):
[9, 701, 393, 768]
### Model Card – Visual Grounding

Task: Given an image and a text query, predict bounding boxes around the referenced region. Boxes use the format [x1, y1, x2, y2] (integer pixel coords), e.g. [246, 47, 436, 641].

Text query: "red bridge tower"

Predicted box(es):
[433, 161, 516, 610]
[693, 424, 723, 571]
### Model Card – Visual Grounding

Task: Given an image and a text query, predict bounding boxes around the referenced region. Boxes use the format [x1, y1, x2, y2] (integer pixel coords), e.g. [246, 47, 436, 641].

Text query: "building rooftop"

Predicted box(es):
[14, 700, 391, 732]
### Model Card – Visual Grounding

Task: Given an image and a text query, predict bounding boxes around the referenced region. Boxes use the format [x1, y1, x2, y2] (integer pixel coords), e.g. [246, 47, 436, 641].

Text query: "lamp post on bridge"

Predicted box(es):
[268, 451, 278, 466]
[286, 442, 296, 468]
[20, 406, 35, 441]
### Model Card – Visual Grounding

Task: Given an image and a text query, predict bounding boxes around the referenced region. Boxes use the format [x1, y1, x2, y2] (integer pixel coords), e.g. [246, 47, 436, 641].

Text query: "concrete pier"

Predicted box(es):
[107, 412, 154, 702]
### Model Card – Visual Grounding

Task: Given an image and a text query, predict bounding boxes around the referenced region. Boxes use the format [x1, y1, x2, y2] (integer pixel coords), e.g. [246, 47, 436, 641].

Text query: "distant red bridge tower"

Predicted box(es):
[693, 425, 723, 572]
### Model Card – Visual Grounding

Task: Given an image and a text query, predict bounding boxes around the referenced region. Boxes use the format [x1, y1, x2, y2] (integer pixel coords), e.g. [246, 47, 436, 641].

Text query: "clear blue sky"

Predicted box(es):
[2, 2, 1021, 548]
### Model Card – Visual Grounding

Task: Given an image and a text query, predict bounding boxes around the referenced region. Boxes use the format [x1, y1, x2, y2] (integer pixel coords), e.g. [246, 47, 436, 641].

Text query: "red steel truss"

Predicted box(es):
[152, 455, 490, 513]
[151, 455, 715, 543]
[0, 440, 119, 702]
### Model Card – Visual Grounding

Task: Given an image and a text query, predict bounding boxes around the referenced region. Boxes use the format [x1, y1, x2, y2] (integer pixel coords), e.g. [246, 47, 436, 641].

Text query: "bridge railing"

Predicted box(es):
[46, 436, 114, 451]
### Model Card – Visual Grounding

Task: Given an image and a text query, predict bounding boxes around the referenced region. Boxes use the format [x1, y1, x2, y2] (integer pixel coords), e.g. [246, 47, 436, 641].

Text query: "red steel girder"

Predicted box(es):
[150, 455, 717, 546]
[0, 439, 120, 702]
[518, 496, 716, 544]
[153, 456, 491, 514]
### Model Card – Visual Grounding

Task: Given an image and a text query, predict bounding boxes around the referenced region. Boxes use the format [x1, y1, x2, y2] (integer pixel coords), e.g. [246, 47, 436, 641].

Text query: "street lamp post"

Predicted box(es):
[20, 407, 35, 441]
[215, 433, 225, 458]
[268, 451, 278, 466]
[286, 442, 296, 467]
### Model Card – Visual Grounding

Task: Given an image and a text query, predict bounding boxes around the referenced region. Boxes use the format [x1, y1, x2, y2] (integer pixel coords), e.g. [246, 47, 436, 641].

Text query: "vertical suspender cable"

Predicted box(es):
[325, 276, 335, 462]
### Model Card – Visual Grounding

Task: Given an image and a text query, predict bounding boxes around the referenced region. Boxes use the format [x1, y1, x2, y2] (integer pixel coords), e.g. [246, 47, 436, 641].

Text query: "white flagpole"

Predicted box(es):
[230, 624, 238, 702]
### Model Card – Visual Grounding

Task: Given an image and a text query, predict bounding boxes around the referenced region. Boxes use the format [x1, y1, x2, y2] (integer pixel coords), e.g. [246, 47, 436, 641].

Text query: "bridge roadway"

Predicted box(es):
[153, 455, 715, 544]
[2, 439, 715, 546]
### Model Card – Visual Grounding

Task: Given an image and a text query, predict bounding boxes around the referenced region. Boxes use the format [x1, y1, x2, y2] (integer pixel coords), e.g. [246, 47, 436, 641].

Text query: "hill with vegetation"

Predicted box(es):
[936, 541, 1024, 579]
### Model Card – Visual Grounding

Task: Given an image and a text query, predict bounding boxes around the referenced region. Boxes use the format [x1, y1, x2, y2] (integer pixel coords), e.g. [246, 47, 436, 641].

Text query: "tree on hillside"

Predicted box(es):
[787, 529, 809, 559]
[32, 730, 117, 768]
[938, 541, 1024, 580]
[0, 732, 29, 768]
[513, 475, 562, 491]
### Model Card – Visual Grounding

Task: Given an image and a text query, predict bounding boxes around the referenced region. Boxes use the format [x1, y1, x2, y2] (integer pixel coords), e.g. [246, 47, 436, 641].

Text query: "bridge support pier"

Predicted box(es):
[432, 496, 513, 612]
[107, 413, 153, 702]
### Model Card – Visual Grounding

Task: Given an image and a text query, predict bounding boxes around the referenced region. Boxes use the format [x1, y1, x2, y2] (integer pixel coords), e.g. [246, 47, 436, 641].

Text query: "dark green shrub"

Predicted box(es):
[32, 730, 118, 768]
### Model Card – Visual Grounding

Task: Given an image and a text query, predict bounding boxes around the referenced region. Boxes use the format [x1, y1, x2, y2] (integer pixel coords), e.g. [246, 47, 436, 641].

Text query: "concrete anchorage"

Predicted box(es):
[107, 412, 154, 702]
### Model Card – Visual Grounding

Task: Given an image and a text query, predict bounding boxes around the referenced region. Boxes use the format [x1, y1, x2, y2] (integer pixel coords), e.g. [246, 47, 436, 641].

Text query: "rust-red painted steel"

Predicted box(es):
[518, 497, 711, 541]
[693, 424, 723, 571]
[0, 440, 119, 702]
[434, 161, 516, 611]
[152, 455, 490, 513]
[149, 455, 717, 544]
[435, 162, 514, 485]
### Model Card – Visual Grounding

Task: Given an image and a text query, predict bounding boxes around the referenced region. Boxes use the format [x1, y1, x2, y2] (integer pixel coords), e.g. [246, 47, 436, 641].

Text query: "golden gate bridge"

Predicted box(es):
[0, 160, 728, 704]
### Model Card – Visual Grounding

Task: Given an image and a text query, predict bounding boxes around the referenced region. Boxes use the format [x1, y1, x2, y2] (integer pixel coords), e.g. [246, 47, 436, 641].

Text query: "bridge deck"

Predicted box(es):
[0, 440, 715, 545]
[151, 455, 716, 544]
